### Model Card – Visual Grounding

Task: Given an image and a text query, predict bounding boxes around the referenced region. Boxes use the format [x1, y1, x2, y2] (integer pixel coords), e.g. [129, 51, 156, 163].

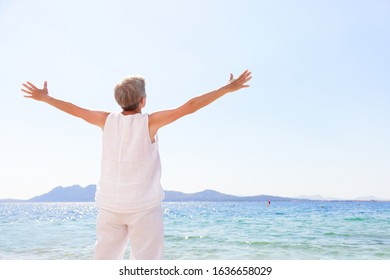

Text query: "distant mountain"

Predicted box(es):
[355, 196, 383, 201]
[1, 185, 296, 203]
[28, 184, 96, 202]
[297, 194, 389, 201]
[0, 198, 24, 203]
[164, 189, 292, 202]
[297, 194, 342, 201]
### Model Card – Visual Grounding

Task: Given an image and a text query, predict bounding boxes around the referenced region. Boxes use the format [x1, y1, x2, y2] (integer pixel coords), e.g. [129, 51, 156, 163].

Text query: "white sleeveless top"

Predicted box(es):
[95, 112, 164, 213]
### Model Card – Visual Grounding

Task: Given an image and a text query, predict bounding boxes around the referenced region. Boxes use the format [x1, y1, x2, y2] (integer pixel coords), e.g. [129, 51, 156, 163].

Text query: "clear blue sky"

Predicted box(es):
[1, 0, 389, 200]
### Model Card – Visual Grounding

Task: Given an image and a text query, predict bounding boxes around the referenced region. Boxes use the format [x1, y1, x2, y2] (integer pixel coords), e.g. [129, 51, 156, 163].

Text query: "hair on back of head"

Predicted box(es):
[114, 76, 146, 111]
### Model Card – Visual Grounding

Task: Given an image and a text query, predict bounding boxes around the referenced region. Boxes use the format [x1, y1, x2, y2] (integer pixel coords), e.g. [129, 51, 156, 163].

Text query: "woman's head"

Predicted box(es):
[114, 76, 146, 111]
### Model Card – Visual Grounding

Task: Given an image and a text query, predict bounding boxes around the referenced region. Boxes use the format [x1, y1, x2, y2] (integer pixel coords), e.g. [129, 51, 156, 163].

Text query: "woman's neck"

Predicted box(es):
[121, 109, 141, 115]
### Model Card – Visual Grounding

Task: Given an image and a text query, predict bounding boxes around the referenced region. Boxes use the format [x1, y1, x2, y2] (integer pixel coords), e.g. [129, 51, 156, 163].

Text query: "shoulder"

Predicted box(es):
[148, 105, 190, 131]
[98, 111, 114, 130]
[106, 112, 117, 118]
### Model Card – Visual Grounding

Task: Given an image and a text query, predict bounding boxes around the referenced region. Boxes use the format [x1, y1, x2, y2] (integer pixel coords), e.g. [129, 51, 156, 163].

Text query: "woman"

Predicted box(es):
[21, 70, 252, 259]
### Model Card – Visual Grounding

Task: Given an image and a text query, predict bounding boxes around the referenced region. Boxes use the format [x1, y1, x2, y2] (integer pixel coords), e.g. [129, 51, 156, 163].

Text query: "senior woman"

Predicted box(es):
[21, 70, 252, 259]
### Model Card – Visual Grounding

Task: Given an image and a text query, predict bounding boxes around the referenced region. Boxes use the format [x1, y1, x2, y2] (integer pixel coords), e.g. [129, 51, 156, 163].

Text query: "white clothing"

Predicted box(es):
[94, 205, 164, 260]
[95, 112, 164, 213]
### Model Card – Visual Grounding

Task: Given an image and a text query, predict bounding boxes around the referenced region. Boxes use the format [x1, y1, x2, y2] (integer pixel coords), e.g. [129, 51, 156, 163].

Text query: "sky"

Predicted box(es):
[0, 0, 389, 200]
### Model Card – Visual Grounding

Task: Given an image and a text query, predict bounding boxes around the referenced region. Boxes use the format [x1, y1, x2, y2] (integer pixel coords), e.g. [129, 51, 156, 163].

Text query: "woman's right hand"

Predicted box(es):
[21, 81, 50, 101]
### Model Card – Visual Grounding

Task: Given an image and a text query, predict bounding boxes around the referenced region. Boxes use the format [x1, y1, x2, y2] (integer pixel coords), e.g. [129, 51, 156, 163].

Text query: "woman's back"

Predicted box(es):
[96, 112, 164, 213]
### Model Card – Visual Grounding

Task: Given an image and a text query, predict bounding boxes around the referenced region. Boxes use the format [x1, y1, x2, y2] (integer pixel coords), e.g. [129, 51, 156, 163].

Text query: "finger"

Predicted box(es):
[21, 89, 33, 94]
[22, 82, 34, 91]
[43, 81, 48, 91]
[243, 76, 252, 83]
[237, 76, 251, 87]
[22, 83, 35, 91]
[239, 73, 252, 84]
[23, 95, 33, 98]
[26, 82, 39, 90]
[229, 73, 234, 81]
[244, 71, 251, 77]
[243, 70, 251, 78]
[238, 70, 249, 79]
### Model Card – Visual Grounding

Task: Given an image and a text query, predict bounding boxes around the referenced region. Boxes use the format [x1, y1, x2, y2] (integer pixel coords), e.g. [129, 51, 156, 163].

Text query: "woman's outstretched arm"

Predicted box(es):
[21, 81, 109, 129]
[148, 70, 252, 141]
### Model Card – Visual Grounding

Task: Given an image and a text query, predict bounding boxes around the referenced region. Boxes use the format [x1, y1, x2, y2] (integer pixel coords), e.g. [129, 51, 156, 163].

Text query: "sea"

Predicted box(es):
[0, 201, 389, 260]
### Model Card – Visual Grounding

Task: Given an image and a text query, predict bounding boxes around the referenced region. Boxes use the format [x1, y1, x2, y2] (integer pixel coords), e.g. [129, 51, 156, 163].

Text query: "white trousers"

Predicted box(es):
[94, 204, 164, 260]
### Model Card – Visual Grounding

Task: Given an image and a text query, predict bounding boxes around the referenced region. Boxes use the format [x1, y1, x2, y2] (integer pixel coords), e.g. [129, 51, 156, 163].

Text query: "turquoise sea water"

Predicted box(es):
[0, 201, 389, 260]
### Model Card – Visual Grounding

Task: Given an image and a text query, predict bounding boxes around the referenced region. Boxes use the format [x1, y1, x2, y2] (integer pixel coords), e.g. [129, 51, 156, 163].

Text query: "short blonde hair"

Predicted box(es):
[114, 76, 146, 111]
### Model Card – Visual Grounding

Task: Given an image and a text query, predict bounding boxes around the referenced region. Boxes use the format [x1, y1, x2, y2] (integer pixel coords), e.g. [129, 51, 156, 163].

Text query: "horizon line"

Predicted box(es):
[1, 184, 389, 202]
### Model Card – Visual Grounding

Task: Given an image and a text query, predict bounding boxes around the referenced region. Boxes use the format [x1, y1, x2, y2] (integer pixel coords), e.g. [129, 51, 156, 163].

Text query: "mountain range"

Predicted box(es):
[1, 184, 296, 203]
[0, 184, 387, 203]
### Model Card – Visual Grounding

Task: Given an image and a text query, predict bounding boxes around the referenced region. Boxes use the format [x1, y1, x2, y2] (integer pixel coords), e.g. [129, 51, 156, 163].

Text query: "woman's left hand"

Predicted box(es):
[223, 70, 252, 93]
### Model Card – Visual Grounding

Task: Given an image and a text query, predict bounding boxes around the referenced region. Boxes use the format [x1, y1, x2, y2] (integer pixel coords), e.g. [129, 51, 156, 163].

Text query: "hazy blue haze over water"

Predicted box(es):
[0, 201, 389, 260]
